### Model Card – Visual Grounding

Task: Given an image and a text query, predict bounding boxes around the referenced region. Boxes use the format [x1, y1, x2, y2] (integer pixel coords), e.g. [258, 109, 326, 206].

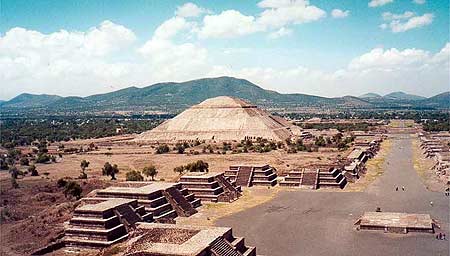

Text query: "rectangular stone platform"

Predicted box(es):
[356, 212, 435, 233]
[123, 223, 259, 256]
[93, 182, 200, 221]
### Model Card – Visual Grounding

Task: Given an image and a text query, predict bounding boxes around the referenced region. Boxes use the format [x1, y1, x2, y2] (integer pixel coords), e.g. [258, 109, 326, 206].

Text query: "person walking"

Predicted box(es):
[396, 186, 398, 191]
[443, 233, 446, 240]
[402, 186, 405, 191]
[430, 201, 433, 207]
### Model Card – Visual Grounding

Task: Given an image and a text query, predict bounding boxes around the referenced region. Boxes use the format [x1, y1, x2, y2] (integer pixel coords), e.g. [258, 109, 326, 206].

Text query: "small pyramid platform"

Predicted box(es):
[84, 182, 201, 222]
[135, 96, 295, 142]
[65, 198, 152, 248]
[224, 164, 278, 187]
[180, 172, 242, 203]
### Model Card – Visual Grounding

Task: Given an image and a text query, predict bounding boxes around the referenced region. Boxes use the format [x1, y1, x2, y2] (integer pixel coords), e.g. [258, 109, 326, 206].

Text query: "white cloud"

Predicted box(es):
[413, 0, 426, 4]
[175, 2, 208, 18]
[208, 43, 449, 97]
[388, 13, 433, 33]
[0, 21, 137, 98]
[369, 0, 394, 7]
[331, 9, 350, 19]
[199, 10, 262, 38]
[138, 17, 209, 83]
[382, 11, 415, 21]
[268, 27, 293, 39]
[348, 47, 430, 70]
[152, 16, 192, 40]
[1, 9, 448, 100]
[256, 0, 326, 29]
[198, 0, 325, 39]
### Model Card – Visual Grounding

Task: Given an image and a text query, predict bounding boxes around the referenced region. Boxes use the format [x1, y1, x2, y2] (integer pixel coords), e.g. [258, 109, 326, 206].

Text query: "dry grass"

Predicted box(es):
[345, 139, 392, 192]
[2, 141, 346, 184]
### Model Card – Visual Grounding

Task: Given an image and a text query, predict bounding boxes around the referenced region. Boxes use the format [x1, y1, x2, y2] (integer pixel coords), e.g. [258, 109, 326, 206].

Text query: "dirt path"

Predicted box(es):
[216, 134, 450, 256]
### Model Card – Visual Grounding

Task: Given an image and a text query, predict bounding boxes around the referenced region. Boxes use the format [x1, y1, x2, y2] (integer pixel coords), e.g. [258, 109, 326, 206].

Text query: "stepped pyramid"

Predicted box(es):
[135, 96, 295, 142]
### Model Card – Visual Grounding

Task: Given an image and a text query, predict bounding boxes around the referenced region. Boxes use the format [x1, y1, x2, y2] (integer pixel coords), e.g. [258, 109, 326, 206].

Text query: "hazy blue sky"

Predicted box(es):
[1, 0, 449, 100]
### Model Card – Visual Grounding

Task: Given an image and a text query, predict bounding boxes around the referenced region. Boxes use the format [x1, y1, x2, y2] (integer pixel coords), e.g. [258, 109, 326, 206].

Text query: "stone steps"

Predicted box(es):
[65, 233, 129, 249]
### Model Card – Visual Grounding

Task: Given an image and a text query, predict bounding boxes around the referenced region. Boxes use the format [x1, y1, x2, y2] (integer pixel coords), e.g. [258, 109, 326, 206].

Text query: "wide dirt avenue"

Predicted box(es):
[217, 134, 449, 256]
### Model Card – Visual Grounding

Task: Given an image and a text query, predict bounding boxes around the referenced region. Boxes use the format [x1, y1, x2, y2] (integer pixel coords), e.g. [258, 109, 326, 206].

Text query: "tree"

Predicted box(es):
[102, 162, 119, 180]
[142, 165, 158, 180]
[0, 159, 9, 170]
[156, 144, 170, 154]
[173, 165, 185, 175]
[185, 160, 209, 173]
[19, 157, 29, 166]
[80, 160, 90, 171]
[8, 166, 19, 179]
[11, 177, 19, 189]
[80, 159, 90, 178]
[126, 170, 144, 181]
[36, 153, 51, 163]
[28, 165, 39, 176]
[175, 143, 185, 154]
[64, 181, 83, 199]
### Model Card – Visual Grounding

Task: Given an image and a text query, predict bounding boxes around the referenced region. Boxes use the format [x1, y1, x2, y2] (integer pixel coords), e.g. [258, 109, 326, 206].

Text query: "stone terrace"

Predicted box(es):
[65, 198, 152, 248]
[85, 182, 201, 222]
[225, 164, 277, 187]
[355, 212, 435, 234]
[124, 223, 259, 256]
[280, 167, 347, 189]
[180, 172, 242, 203]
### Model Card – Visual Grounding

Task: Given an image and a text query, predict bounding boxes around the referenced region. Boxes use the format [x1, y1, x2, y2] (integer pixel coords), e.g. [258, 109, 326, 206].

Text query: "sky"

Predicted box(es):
[0, 0, 449, 100]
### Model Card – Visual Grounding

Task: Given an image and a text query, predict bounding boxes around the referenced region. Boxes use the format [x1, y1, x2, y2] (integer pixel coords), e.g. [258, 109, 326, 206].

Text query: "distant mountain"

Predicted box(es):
[419, 91, 450, 108]
[1, 93, 62, 108]
[359, 93, 382, 99]
[0, 77, 447, 115]
[383, 91, 426, 101]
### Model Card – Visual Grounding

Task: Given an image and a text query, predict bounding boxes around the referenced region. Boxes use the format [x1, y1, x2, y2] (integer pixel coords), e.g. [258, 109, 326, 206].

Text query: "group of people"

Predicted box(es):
[395, 186, 405, 191]
[436, 233, 446, 240]
[445, 188, 450, 196]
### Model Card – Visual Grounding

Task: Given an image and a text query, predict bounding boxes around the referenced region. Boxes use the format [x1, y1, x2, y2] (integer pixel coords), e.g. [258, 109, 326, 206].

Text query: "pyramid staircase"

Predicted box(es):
[65, 199, 150, 248]
[180, 173, 241, 203]
[279, 170, 303, 187]
[280, 168, 347, 189]
[225, 165, 277, 187]
[162, 186, 198, 217]
[210, 231, 256, 256]
[317, 168, 347, 189]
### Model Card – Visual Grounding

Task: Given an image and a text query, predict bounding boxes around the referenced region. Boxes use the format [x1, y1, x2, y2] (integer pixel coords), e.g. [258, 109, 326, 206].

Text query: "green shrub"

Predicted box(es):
[57, 178, 67, 188]
[156, 144, 170, 154]
[126, 170, 144, 181]
[64, 181, 83, 199]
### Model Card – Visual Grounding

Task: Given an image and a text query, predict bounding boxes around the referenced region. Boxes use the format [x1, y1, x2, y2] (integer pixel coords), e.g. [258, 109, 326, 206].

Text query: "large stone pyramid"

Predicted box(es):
[135, 96, 295, 142]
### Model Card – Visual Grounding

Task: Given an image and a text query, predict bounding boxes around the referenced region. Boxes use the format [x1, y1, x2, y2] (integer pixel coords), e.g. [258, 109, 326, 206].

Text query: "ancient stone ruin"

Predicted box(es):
[84, 182, 201, 222]
[224, 164, 278, 187]
[280, 167, 347, 189]
[355, 212, 436, 234]
[124, 223, 260, 256]
[65, 198, 151, 248]
[134, 96, 299, 142]
[180, 172, 242, 203]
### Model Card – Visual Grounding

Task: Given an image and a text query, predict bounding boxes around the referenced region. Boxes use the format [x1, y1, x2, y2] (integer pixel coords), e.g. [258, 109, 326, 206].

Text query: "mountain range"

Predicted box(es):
[1, 77, 448, 115]
[359, 91, 426, 101]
